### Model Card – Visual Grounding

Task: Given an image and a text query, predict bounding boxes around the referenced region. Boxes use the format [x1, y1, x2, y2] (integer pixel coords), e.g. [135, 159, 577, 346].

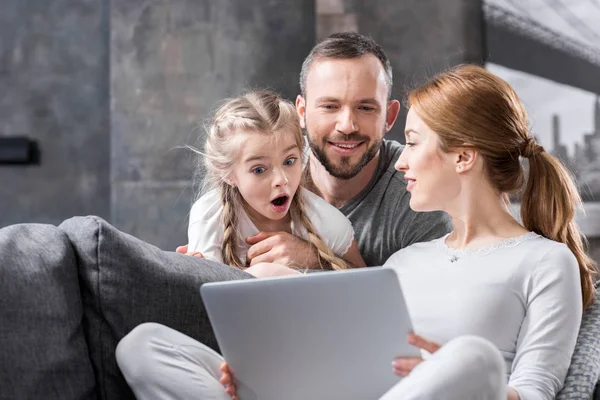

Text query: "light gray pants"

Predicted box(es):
[116, 323, 507, 400]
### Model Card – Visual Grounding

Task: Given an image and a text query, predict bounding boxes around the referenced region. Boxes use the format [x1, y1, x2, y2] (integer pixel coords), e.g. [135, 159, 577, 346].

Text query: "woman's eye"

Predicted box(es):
[406, 142, 416, 147]
[252, 167, 265, 175]
[284, 157, 297, 166]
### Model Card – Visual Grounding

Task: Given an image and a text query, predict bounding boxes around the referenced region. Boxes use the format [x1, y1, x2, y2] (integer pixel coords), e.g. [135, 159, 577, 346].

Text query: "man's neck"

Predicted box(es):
[306, 151, 380, 208]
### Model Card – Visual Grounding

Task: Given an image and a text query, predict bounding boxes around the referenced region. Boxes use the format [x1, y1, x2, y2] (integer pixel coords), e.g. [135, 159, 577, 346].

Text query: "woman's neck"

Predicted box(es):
[445, 190, 528, 250]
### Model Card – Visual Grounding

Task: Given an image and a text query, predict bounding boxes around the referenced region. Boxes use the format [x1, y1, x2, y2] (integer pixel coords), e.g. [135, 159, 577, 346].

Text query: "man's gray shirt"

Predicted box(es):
[339, 139, 452, 266]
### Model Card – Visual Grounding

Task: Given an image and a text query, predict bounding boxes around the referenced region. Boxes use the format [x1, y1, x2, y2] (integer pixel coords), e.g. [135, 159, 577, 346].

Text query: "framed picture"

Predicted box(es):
[483, 0, 600, 237]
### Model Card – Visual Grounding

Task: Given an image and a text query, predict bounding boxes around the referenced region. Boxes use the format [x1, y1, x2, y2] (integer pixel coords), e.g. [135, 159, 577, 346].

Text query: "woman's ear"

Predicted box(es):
[455, 148, 477, 173]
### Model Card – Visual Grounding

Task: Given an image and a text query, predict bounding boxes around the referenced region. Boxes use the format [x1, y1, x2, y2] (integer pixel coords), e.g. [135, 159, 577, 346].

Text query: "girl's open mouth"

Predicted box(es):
[271, 195, 289, 213]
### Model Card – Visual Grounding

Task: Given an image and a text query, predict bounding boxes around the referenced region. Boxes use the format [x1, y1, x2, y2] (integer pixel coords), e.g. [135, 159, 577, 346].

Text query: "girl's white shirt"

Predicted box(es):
[188, 188, 354, 264]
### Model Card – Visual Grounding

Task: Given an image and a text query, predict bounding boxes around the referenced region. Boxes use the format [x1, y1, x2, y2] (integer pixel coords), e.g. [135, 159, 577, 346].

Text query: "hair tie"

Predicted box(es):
[521, 137, 544, 158]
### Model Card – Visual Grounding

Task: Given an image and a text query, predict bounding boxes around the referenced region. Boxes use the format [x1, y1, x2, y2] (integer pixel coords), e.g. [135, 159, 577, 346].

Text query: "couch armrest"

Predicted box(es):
[557, 288, 600, 399]
[59, 216, 252, 400]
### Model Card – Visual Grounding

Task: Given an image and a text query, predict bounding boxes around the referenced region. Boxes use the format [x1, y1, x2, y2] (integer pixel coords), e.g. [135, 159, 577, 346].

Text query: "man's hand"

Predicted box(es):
[175, 245, 204, 258]
[392, 333, 441, 377]
[245, 231, 319, 268]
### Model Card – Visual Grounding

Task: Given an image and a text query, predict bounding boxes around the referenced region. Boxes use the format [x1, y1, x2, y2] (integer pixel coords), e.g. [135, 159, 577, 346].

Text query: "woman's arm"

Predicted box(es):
[508, 244, 582, 399]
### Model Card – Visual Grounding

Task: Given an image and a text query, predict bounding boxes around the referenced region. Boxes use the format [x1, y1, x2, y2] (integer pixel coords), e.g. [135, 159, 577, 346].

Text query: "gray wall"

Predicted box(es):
[110, 0, 315, 249]
[1, 0, 315, 250]
[0, 0, 110, 226]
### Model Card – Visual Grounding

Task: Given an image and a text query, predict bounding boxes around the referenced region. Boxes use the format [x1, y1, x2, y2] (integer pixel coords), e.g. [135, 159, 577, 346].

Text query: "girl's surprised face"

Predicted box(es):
[229, 130, 303, 224]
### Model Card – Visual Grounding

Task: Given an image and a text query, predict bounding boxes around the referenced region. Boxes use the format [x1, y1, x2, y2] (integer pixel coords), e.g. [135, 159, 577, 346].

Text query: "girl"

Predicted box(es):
[187, 89, 365, 273]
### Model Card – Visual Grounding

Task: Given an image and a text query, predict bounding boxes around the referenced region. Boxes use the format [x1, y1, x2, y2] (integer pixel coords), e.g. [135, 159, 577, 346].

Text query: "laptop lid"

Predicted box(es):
[200, 267, 418, 400]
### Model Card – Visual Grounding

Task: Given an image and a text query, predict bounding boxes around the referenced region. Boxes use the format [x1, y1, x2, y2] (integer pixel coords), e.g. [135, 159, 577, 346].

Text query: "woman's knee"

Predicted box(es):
[116, 322, 171, 382]
[443, 335, 505, 378]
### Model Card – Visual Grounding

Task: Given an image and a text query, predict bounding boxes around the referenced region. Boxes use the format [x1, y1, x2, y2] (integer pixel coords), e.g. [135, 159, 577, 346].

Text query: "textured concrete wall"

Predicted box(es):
[110, 0, 315, 250]
[0, 0, 110, 226]
[357, 0, 485, 142]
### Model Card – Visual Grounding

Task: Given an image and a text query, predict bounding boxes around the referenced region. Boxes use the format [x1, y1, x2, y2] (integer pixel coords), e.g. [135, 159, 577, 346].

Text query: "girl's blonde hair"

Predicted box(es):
[195, 90, 350, 271]
[408, 64, 596, 309]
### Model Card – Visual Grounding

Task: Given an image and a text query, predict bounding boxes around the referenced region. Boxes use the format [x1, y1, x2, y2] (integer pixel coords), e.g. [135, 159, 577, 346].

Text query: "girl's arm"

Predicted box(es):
[343, 240, 367, 268]
[507, 387, 520, 400]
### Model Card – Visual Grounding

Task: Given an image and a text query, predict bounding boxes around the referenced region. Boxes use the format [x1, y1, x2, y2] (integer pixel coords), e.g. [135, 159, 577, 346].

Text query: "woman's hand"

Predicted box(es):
[219, 362, 238, 399]
[393, 333, 441, 377]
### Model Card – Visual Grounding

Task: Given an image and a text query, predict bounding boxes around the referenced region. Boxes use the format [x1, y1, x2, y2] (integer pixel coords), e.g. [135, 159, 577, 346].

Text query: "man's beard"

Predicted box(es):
[305, 123, 382, 180]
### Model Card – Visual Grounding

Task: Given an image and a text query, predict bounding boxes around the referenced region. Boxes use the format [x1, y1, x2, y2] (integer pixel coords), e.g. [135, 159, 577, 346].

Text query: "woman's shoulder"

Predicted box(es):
[525, 235, 578, 270]
[383, 236, 445, 267]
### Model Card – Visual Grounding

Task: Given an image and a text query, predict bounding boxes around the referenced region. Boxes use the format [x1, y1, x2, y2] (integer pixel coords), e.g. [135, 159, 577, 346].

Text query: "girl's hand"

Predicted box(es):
[219, 363, 238, 399]
[175, 244, 204, 258]
[392, 333, 441, 377]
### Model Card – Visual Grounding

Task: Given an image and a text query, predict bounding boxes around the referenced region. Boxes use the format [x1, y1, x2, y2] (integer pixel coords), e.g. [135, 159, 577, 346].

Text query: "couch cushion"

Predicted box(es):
[0, 223, 96, 400]
[556, 288, 600, 399]
[59, 216, 253, 400]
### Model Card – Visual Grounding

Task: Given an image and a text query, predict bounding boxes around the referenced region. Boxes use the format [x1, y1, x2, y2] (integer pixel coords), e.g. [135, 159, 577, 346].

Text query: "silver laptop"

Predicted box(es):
[200, 267, 419, 400]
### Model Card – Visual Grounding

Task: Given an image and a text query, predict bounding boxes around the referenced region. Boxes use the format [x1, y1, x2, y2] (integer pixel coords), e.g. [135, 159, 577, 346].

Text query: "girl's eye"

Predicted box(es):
[284, 157, 297, 166]
[406, 142, 416, 147]
[252, 167, 266, 175]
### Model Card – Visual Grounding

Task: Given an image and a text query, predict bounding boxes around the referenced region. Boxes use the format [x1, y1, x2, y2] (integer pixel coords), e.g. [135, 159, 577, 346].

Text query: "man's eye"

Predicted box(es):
[284, 157, 297, 166]
[359, 106, 375, 111]
[252, 167, 266, 174]
[321, 105, 337, 110]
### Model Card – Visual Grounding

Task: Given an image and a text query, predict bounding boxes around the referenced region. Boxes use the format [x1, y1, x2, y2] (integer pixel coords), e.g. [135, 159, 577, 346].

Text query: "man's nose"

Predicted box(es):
[336, 108, 358, 135]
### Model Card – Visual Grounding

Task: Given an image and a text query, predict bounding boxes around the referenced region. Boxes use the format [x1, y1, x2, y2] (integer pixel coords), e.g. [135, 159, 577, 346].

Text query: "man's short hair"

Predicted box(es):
[299, 32, 393, 100]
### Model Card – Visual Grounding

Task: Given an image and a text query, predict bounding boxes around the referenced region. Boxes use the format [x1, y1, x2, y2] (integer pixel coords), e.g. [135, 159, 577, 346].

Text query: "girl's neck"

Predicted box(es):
[242, 201, 293, 233]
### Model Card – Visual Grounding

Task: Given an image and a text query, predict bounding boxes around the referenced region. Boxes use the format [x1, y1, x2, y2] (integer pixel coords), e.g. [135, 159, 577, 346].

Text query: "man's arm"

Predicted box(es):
[245, 232, 320, 269]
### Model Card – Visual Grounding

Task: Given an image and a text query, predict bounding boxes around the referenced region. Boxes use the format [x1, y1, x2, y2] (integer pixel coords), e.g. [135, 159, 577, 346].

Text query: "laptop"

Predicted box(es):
[200, 267, 419, 400]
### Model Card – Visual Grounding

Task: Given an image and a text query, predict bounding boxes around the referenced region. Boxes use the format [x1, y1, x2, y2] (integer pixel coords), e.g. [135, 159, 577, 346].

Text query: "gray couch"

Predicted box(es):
[1, 216, 600, 399]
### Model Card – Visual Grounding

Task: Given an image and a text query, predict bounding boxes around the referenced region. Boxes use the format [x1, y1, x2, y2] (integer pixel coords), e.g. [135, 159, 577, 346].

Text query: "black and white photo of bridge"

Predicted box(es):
[484, 0, 600, 233]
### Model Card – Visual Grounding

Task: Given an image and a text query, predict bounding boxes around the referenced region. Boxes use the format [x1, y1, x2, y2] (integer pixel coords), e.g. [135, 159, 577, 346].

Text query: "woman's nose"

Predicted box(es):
[394, 155, 407, 172]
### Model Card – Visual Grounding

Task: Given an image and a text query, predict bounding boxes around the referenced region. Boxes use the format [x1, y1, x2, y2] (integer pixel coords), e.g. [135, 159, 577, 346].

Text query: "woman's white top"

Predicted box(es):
[383, 233, 582, 400]
[188, 188, 354, 264]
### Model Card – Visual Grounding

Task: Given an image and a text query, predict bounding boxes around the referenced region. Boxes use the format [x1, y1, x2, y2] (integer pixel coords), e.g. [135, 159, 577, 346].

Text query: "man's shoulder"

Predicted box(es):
[381, 139, 404, 163]
[369, 139, 407, 196]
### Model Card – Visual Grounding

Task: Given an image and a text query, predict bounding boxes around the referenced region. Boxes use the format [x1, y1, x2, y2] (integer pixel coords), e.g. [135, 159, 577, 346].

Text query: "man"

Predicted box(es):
[183, 32, 451, 267]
